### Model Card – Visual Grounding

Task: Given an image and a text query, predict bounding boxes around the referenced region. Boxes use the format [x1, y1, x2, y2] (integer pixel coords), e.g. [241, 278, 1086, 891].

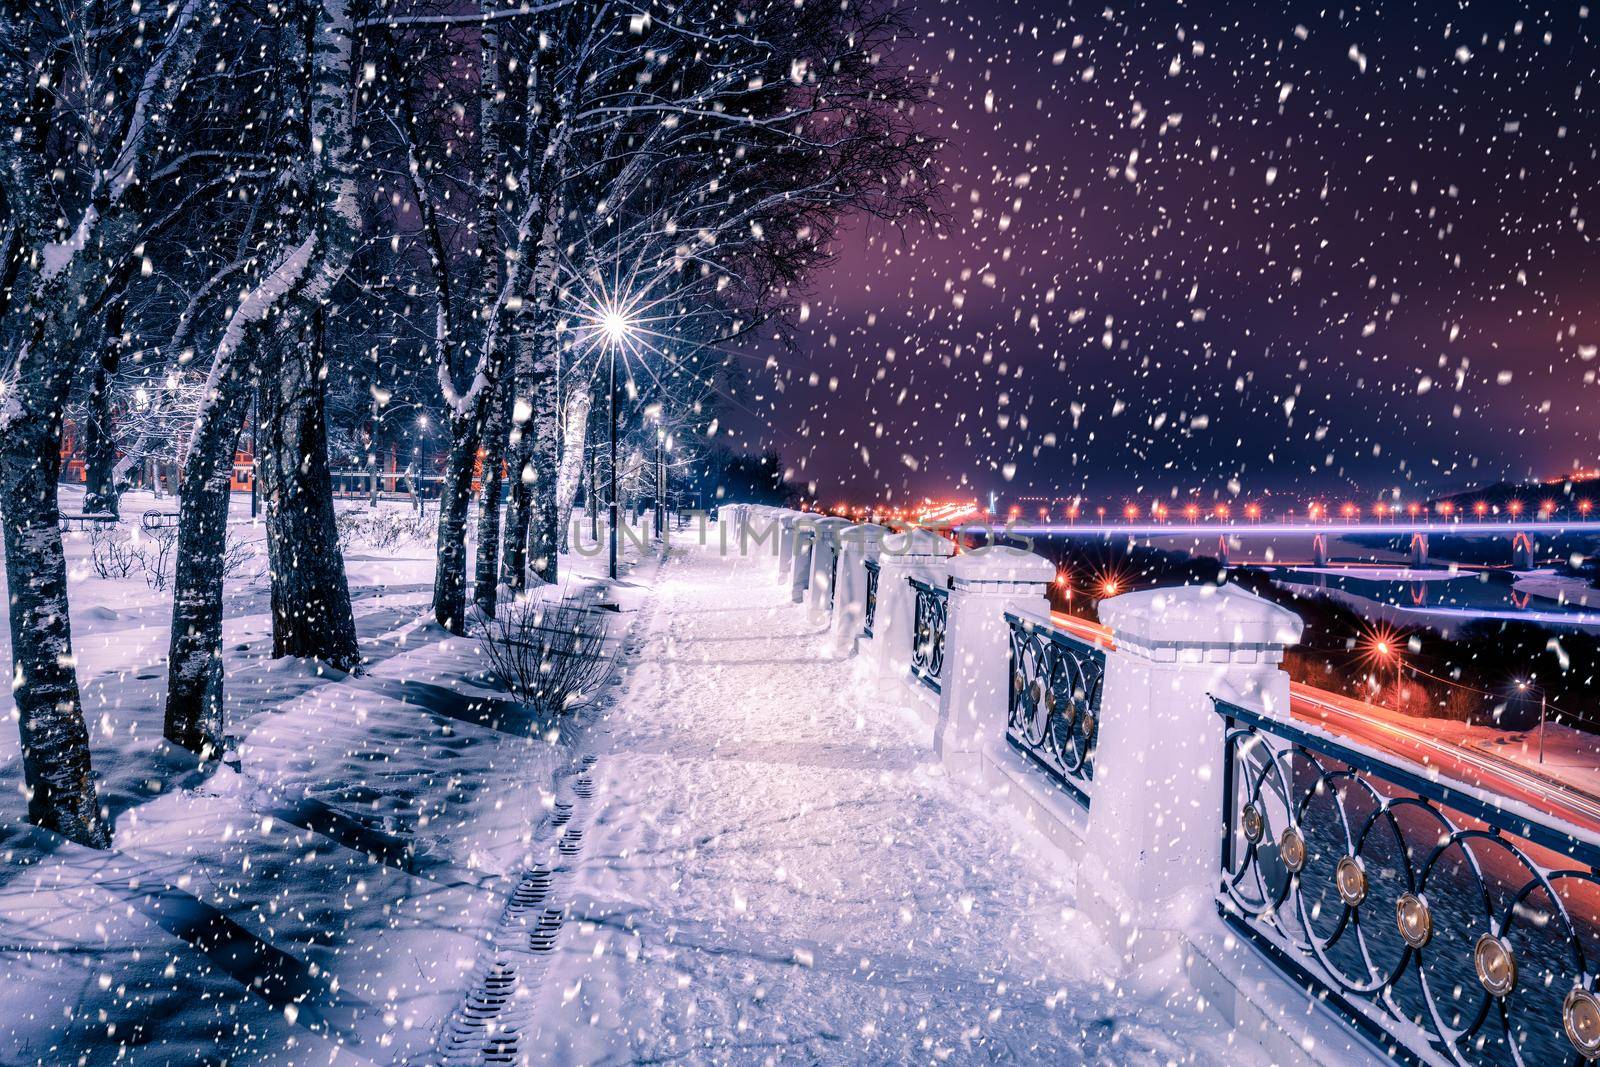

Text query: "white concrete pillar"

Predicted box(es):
[726, 503, 747, 557]
[778, 512, 801, 579]
[1080, 583, 1303, 974]
[738, 505, 780, 564]
[806, 517, 855, 622]
[862, 527, 956, 691]
[828, 523, 886, 655]
[790, 522, 817, 603]
[933, 546, 1056, 774]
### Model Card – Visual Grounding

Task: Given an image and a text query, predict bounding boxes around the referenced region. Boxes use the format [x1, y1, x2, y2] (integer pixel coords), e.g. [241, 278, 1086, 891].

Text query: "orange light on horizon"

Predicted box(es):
[1474, 500, 1489, 517]
[1184, 503, 1201, 521]
[1508, 499, 1525, 517]
[1215, 503, 1231, 520]
[1244, 502, 1261, 520]
[1124, 503, 1140, 520]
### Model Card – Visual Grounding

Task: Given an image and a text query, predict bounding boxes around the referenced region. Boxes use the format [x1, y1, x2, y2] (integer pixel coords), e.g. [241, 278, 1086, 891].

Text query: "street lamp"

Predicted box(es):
[578, 299, 641, 581]
[1515, 679, 1548, 764]
[1360, 625, 1405, 695]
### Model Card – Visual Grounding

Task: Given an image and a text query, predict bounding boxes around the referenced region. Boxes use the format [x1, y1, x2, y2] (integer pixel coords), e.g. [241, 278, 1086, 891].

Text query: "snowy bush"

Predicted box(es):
[337, 509, 433, 552]
[220, 537, 264, 583]
[138, 526, 179, 591]
[479, 595, 611, 716]
[88, 525, 140, 580]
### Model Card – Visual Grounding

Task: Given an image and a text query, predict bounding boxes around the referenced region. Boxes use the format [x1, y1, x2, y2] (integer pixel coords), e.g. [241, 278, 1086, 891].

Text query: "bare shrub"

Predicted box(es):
[337, 509, 433, 552]
[89, 525, 140, 580]
[139, 526, 179, 591]
[479, 594, 611, 716]
[220, 537, 263, 582]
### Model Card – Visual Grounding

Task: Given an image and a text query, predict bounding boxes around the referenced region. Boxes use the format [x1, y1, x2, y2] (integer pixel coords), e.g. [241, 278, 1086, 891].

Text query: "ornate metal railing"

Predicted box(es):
[1216, 698, 1600, 1066]
[1004, 612, 1107, 808]
[907, 576, 948, 693]
[862, 559, 880, 637]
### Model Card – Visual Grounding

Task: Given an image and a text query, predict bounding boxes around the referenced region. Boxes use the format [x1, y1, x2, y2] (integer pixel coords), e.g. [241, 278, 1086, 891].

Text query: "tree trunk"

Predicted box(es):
[473, 378, 510, 617]
[432, 410, 483, 634]
[589, 449, 601, 541]
[0, 351, 110, 847]
[499, 335, 537, 594]
[529, 351, 561, 582]
[257, 316, 359, 668]
[554, 387, 592, 553]
[83, 305, 124, 517]
[164, 362, 253, 757]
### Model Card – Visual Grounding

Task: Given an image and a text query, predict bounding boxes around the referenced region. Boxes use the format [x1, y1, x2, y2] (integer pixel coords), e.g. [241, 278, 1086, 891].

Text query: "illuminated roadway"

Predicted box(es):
[1047, 611, 1600, 836]
[967, 520, 1600, 538]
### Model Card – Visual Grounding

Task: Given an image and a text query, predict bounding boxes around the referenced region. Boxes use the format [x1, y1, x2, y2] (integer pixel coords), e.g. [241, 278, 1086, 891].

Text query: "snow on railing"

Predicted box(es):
[1004, 609, 1106, 809]
[752, 500, 1600, 1063]
[1216, 697, 1600, 1065]
[907, 575, 948, 693]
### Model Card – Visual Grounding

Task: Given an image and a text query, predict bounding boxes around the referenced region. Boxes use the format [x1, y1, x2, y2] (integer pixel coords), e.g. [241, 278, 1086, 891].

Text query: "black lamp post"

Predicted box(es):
[608, 346, 619, 580]
[655, 428, 665, 539]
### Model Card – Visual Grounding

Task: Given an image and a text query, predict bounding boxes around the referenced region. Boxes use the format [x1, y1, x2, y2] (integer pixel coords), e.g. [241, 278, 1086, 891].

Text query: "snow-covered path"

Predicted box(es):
[509, 545, 1249, 1065]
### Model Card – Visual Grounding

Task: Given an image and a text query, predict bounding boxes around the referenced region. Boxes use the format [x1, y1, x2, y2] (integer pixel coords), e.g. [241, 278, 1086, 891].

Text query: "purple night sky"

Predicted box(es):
[727, 0, 1600, 506]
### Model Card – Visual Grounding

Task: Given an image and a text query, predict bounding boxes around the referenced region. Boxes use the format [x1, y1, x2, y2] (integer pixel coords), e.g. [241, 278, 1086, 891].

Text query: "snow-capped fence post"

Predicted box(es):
[777, 512, 803, 579]
[790, 521, 819, 603]
[739, 505, 782, 565]
[829, 522, 886, 654]
[932, 546, 1056, 776]
[863, 527, 956, 693]
[1080, 583, 1302, 974]
[807, 517, 855, 622]
[717, 502, 743, 547]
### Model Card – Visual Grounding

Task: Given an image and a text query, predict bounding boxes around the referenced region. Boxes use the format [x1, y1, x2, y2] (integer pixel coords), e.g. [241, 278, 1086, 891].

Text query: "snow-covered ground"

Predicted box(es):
[1512, 568, 1598, 609]
[464, 543, 1255, 1066]
[2, 505, 1254, 1065]
[0, 491, 650, 1066]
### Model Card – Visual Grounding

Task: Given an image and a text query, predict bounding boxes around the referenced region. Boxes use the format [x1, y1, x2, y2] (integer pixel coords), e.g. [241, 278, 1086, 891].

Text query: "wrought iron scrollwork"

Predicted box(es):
[907, 576, 947, 692]
[1004, 612, 1106, 808]
[862, 559, 880, 637]
[1215, 698, 1600, 1066]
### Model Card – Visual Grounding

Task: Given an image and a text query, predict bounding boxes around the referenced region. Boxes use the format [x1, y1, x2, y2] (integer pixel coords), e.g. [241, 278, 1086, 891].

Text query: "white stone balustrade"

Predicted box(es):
[738, 505, 778, 561]
[806, 517, 855, 622]
[777, 512, 803, 578]
[724, 498, 1374, 1065]
[1079, 582, 1302, 974]
[932, 545, 1056, 774]
[862, 527, 956, 693]
[789, 521, 818, 603]
[827, 522, 886, 654]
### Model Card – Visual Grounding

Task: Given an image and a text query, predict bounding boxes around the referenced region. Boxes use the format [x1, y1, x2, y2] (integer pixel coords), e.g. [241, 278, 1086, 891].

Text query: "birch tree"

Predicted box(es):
[0, 0, 207, 844]
[164, 0, 365, 753]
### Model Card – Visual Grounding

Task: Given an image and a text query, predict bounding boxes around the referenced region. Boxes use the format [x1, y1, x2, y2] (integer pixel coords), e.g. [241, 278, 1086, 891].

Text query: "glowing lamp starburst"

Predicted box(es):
[599, 308, 634, 345]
